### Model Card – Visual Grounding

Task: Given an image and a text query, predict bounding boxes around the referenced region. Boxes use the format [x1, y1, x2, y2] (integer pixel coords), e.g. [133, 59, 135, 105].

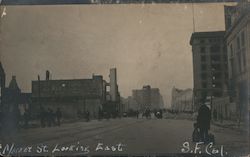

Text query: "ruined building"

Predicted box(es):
[31, 68, 120, 118]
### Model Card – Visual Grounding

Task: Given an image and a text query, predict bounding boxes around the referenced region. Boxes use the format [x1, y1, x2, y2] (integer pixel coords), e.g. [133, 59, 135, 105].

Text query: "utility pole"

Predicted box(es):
[191, 0, 196, 33]
[38, 75, 41, 109]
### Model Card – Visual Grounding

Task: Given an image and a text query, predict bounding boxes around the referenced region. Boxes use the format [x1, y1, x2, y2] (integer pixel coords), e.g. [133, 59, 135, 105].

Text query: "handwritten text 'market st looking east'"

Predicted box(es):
[0, 142, 126, 155]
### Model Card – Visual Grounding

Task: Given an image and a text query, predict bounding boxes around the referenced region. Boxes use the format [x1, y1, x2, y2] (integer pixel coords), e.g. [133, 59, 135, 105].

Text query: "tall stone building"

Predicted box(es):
[132, 85, 164, 111]
[224, 1, 250, 123]
[190, 31, 229, 111]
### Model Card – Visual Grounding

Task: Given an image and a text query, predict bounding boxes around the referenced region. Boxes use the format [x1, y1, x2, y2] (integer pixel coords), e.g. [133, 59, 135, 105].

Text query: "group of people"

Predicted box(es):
[0, 107, 31, 130]
[77, 110, 90, 121]
[141, 108, 164, 119]
[40, 107, 62, 127]
[154, 110, 163, 119]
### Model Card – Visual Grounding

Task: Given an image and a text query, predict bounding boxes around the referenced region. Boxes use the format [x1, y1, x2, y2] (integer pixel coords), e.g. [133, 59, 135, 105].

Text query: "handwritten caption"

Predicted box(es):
[0, 142, 126, 155]
[181, 141, 228, 156]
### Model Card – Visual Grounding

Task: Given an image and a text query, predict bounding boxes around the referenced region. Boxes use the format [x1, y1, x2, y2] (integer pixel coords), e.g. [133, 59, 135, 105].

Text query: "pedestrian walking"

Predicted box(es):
[85, 111, 90, 122]
[40, 106, 46, 128]
[47, 108, 53, 127]
[213, 109, 217, 121]
[136, 110, 139, 119]
[159, 109, 163, 119]
[98, 108, 102, 120]
[23, 109, 30, 128]
[13, 106, 21, 129]
[56, 108, 62, 126]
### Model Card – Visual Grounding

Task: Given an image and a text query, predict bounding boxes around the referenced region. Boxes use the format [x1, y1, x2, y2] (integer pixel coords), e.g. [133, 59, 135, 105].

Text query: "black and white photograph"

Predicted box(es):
[0, 0, 249, 156]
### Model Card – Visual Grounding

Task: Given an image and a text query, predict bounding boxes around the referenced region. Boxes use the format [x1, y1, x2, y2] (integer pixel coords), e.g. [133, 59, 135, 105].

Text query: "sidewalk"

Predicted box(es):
[212, 120, 248, 132]
[165, 113, 248, 132]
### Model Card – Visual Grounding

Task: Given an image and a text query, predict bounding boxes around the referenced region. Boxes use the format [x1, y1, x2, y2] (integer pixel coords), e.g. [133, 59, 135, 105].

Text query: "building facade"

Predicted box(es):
[132, 85, 164, 111]
[224, 1, 250, 123]
[190, 31, 229, 111]
[32, 68, 120, 118]
[171, 87, 193, 113]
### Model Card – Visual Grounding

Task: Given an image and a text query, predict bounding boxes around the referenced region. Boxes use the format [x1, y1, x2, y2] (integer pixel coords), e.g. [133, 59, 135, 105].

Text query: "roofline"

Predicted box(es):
[32, 78, 103, 82]
[190, 31, 226, 45]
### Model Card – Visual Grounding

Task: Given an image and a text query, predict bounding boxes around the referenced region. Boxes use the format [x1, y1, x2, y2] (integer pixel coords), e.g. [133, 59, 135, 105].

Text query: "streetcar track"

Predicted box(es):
[2, 119, 147, 147]
[35, 119, 147, 147]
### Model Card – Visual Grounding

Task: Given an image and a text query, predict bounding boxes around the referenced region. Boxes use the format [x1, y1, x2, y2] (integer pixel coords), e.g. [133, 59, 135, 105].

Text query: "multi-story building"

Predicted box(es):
[224, 1, 250, 123]
[132, 85, 164, 111]
[120, 96, 139, 112]
[32, 68, 120, 118]
[171, 87, 193, 112]
[190, 31, 229, 111]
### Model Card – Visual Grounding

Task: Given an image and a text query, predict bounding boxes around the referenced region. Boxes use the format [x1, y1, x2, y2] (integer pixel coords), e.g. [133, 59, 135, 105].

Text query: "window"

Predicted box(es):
[200, 47, 205, 53]
[201, 64, 207, 71]
[211, 55, 221, 62]
[213, 73, 222, 79]
[223, 55, 227, 62]
[213, 82, 222, 88]
[237, 53, 242, 72]
[201, 55, 206, 62]
[201, 73, 207, 80]
[210, 45, 220, 53]
[200, 39, 205, 44]
[225, 73, 228, 79]
[237, 37, 240, 50]
[201, 91, 208, 100]
[230, 44, 233, 57]
[211, 64, 221, 71]
[242, 50, 247, 70]
[241, 31, 245, 47]
[209, 38, 220, 43]
[230, 58, 235, 76]
[202, 82, 207, 88]
[213, 91, 222, 97]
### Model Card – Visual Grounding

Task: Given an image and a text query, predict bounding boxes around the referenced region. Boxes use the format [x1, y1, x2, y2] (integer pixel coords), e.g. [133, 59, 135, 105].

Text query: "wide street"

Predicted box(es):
[0, 117, 248, 156]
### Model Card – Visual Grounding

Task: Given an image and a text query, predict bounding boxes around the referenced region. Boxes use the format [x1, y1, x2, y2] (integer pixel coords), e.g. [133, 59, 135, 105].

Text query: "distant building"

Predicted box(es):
[224, 2, 250, 123]
[31, 68, 120, 118]
[120, 96, 139, 112]
[190, 31, 229, 111]
[171, 87, 193, 112]
[132, 85, 164, 111]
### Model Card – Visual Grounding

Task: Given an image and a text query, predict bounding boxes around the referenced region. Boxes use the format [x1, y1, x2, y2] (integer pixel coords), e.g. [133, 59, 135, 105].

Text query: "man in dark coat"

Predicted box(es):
[40, 106, 48, 128]
[197, 104, 211, 143]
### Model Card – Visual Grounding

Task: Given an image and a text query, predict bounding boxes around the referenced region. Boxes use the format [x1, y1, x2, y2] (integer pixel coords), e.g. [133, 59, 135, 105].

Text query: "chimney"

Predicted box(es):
[46, 70, 50, 81]
[109, 68, 118, 102]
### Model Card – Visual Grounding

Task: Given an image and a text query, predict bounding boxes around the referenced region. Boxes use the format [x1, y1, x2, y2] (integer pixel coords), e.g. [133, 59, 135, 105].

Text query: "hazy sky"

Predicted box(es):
[0, 3, 233, 107]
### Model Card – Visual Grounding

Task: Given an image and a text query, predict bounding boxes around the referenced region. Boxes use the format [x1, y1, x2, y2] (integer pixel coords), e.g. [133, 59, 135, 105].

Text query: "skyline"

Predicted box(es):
[0, 3, 233, 107]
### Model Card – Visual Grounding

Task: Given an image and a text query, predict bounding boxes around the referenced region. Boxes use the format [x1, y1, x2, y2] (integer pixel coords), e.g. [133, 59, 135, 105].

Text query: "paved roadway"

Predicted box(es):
[0, 117, 248, 156]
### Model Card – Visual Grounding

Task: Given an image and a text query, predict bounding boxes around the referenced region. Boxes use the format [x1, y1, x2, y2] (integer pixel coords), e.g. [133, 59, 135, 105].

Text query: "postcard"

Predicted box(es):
[0, 0, 249, 156]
